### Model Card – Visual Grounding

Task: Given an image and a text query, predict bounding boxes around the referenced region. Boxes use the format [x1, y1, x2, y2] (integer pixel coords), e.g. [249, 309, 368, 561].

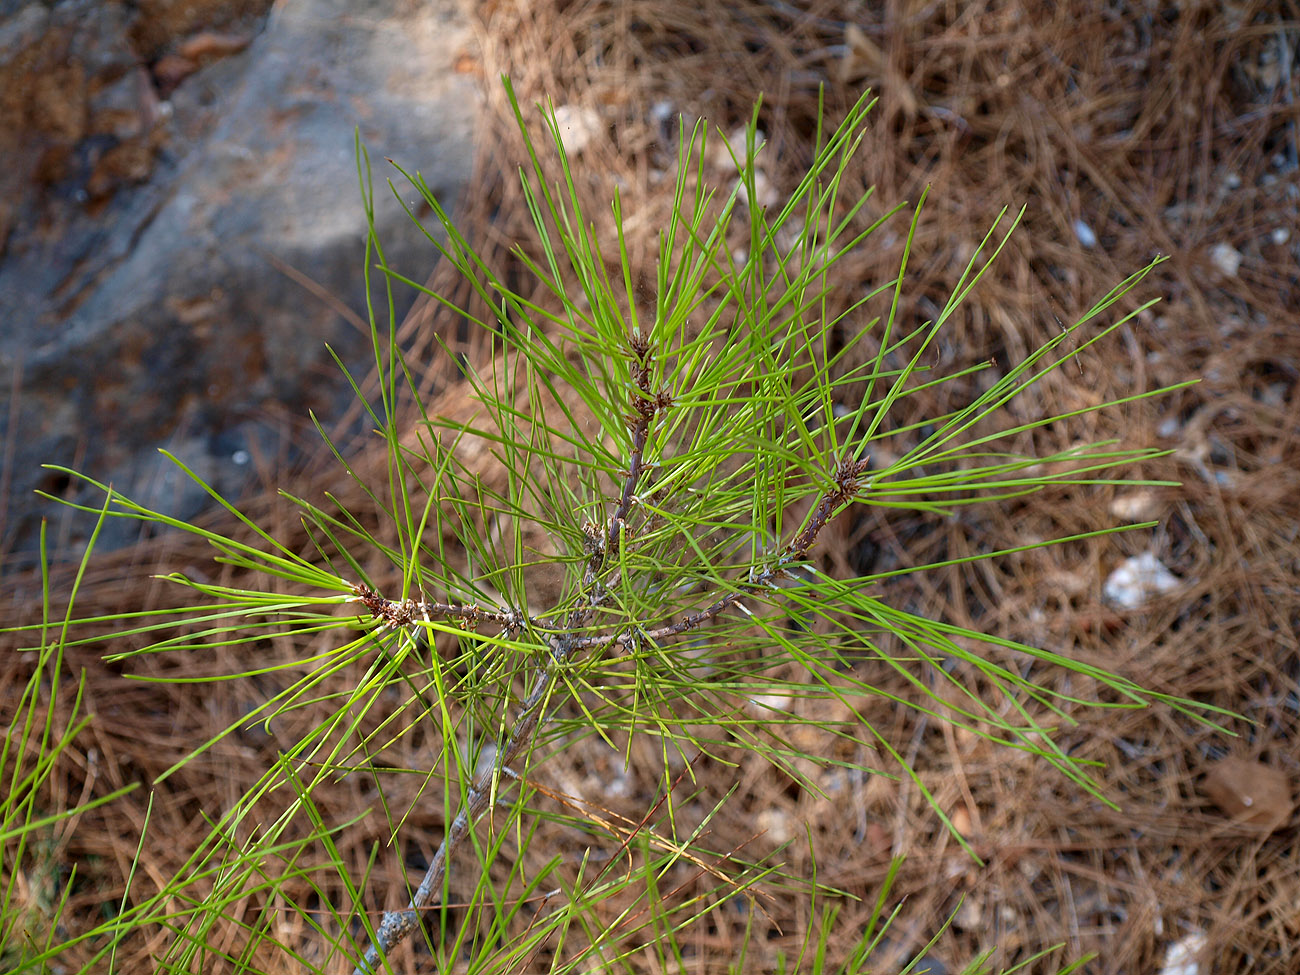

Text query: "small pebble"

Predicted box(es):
[549, 104, 603, 155]
[1103, 552, 1182, 610]
[1159, 931, 1206, 975]
[1209, 242, 1242, 277]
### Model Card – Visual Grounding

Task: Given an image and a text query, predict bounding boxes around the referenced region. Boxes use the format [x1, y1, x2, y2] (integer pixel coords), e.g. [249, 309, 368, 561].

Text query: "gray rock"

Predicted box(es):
[0, 0, 479, 566]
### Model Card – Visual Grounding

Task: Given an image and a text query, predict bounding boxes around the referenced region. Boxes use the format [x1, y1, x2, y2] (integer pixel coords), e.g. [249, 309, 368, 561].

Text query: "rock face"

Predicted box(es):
[0, 0, 479, 566]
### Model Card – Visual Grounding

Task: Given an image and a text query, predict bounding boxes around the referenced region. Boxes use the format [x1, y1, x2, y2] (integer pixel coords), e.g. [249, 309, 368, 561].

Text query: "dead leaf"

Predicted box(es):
[841, 24, 885, 82]
[865, 821, 891, 857]
[840, 24, 919, 117]
[950, 805, 972, 837]
[1203, 758, 1293, 832]
[177, 32, 252, 62]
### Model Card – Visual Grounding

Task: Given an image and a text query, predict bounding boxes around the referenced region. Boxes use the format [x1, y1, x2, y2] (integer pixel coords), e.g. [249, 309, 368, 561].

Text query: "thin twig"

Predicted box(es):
[350, 665, 555, 975]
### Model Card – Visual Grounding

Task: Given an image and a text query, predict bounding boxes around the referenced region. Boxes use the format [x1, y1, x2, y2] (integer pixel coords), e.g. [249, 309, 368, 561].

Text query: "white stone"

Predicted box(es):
[1108, 490, 1161, 522]
[1158, 931, 1206, 975]
[755, 807, 793, 844]
[1103, 552, 1182, 610]
[1209, 242, 1242, 277]
[549, 104, 604, 155]
[746, 693, 792, 716]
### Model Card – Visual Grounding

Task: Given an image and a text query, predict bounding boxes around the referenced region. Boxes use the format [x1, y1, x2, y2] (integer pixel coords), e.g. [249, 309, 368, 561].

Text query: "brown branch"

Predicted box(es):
[786, 454, 871, 559]
[351, 582, 531, 633]
[605, 333, 656, 558]
[602, 333, 665, 568]
[566, 334, 668, 638]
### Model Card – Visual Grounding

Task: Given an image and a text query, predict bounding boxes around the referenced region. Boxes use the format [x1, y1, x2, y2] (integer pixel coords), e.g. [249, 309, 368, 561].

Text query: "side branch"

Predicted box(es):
[600, 332, 670, 570]
[571, 333, 671, 632]
[351, 583, 531, 632]
[570, 454, 871, 654]
[786, 455, 870, 559]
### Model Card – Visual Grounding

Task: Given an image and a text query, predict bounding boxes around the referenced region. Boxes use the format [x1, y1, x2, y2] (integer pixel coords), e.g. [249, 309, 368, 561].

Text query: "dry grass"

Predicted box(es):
[4, 0, 1299, 972]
